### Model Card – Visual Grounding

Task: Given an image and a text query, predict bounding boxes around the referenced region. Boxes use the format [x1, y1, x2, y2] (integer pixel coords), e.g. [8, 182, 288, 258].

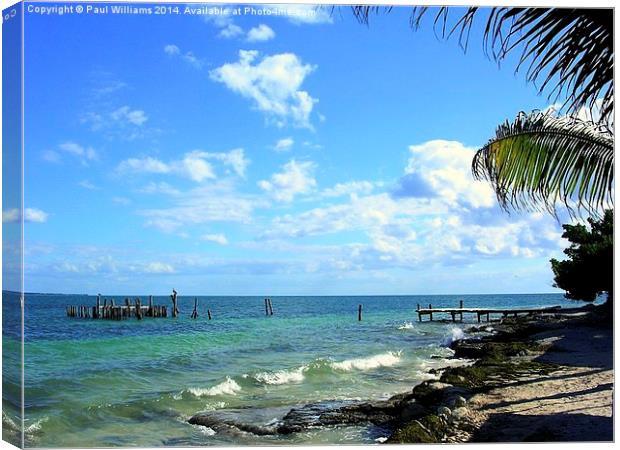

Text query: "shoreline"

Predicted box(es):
[388, 304, 613, 443]
[188, 304, 613, 443]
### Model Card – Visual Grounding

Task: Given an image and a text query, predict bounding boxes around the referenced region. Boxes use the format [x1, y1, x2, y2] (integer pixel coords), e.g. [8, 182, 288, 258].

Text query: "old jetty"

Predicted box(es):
[66, 294, 168, 320]
[416, 300, 562, 323]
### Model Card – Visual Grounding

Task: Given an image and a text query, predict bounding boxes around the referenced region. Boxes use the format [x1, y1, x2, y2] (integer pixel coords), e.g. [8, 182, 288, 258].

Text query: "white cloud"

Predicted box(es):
[258, 160, 317, 202]
[111, 106, 148, 126]
[246, 24, 276, 42]
[140, 180, 263, 233]
[274, 137, 294, 152]
[58, 141, 99, 165]
[117, 149, 248, 182]
[219, 23, 244, 38]
[2, 209, 19, 223]
[143, 262, 175, 273]
[164, 44, 180, 55]
[210, 50, 318, 128]
[138, 181, 181, 196]
[321, 181, 377, 198]
[395, 140, 495, 209]
[3, 208, 49, 223]
[24, 208, 48, 223]
[117, 156, 171, 175]
[201, 233, 229, 245]
[163, 44, 203, 68]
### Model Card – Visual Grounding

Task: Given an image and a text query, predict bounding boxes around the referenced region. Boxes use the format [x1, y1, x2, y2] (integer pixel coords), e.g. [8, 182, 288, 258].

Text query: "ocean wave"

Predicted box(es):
[186, 377, 242, 397]
[252, 366, 306, 385]
[442, 327, 465, 346]
[397, 321, 414, 330]
[331, 351, 402, 372]
[2, 411, 19, 432]
[25, 417, 48, 435]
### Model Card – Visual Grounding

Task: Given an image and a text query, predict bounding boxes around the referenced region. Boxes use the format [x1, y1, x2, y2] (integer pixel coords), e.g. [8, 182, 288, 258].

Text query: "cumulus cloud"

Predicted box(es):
[3, 208, 49, 223]
[210, 50, 318, 128]
[258, 160, 317, 202]
[394, 140, 495, 209]
[246, 24, 276, 42]
[201, 233, 229, 245]
[164, 44, 180, 55]
[110, 106, 148, 126]
[117, 149, 249, 182]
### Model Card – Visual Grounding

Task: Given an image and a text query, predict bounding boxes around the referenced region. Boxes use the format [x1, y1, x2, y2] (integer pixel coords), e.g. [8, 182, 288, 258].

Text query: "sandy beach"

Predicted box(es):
[387, 307, 614, 443]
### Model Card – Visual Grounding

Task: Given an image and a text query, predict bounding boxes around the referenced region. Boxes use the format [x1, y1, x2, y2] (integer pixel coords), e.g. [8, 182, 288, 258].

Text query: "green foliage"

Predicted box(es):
[551, 209, 613, 302]
[472, 111, 614, 217]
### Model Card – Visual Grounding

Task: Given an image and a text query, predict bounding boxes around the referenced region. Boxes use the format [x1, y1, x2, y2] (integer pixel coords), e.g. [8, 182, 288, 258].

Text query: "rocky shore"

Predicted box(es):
[189, 304, 613, 443]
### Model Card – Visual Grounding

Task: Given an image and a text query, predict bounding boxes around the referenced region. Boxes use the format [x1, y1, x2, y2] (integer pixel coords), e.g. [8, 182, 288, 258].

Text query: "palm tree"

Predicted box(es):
[350, 6, 614, 216]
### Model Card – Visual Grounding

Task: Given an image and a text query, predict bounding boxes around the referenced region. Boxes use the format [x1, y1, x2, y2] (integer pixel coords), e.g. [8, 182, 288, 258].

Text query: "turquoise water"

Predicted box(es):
[3, 292, 580, 447]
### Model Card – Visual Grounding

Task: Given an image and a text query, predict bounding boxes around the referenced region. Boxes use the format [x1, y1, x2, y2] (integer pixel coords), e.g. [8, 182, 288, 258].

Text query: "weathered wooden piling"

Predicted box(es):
[148, 295, 153, 317]
[358, 304, 363, 321]
[428, 304, 433, 321]
[268, 299, 274, 316]
[136, 298, 142, 320]
[207, 309, 212, 320]
[171, 289, 179, 318]
[265, 298, 269, 316]
[191, 298, 198, 319]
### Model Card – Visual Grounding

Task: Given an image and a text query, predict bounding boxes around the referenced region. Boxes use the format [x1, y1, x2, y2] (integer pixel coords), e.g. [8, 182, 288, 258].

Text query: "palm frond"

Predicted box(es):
[472, 111, 614, 217]
[350, 6, 613, 125]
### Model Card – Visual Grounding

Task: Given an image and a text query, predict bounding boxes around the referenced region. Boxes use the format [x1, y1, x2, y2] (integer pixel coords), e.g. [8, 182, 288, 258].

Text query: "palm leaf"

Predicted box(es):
[472, 111, 614, 217]
[350, 6, 613, 125]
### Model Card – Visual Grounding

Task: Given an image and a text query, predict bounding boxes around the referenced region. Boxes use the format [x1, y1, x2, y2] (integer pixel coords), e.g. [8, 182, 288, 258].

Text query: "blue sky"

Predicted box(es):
[10, 3, 573, 295]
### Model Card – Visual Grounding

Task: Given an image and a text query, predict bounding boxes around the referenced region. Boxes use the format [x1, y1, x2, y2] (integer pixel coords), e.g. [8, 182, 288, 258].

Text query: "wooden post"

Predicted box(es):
[477, 312, 481, 323]
[96, 294, 101, 319]
[418, 311, 422, 322]
[265, 298, 269, 316]
[451, 311, 456, 323]
[429, 304, 433, 321]
[149, 295, 153, 317]
[136, 298, 142, 320]
[207, 309, 212, 320]
[171, 289, 179, 318]
[358, 304, 362, 321]
[486, 312, 490, 322]
[268, 299, 274, 316]
[191, 298, 198, 319]
[125, 298, 131, 318]
[459, 299, 463, 309]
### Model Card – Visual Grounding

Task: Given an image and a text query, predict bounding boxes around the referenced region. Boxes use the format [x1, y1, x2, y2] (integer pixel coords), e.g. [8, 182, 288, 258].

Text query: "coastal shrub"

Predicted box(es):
[551, 209, 613, 306]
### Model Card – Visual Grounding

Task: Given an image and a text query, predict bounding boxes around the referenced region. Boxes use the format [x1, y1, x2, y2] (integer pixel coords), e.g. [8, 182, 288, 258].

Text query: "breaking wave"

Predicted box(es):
[252, 367, 306, 385]
[186, 377, 242, 397]
[442, 327, 465, 346]
[331, 351, 402, 371]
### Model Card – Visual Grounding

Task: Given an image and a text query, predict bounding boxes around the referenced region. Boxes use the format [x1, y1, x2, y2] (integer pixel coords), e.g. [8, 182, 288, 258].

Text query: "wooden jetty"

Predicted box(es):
[416, 301, 562, 323]
[67, 294, 168, 320]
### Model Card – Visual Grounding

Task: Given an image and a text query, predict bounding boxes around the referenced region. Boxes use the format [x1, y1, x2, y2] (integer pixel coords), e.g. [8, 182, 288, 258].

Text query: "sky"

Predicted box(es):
[6, 3, 576, 295]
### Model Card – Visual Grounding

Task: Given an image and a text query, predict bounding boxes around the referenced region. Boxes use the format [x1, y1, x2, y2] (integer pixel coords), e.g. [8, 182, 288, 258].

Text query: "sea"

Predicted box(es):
[2, 292, 584, 447]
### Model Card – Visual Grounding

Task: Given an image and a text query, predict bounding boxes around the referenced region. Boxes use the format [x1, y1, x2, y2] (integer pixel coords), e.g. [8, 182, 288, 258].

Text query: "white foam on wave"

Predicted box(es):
[186, 377, 242, 397]
[443, 327, 465, 346]
[197, 426, 217, 436]
[397, 321, 414, 330]
[253, 366, 306, 385]
[331, 351, 402, 372]
[24, 417, 48, 434]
